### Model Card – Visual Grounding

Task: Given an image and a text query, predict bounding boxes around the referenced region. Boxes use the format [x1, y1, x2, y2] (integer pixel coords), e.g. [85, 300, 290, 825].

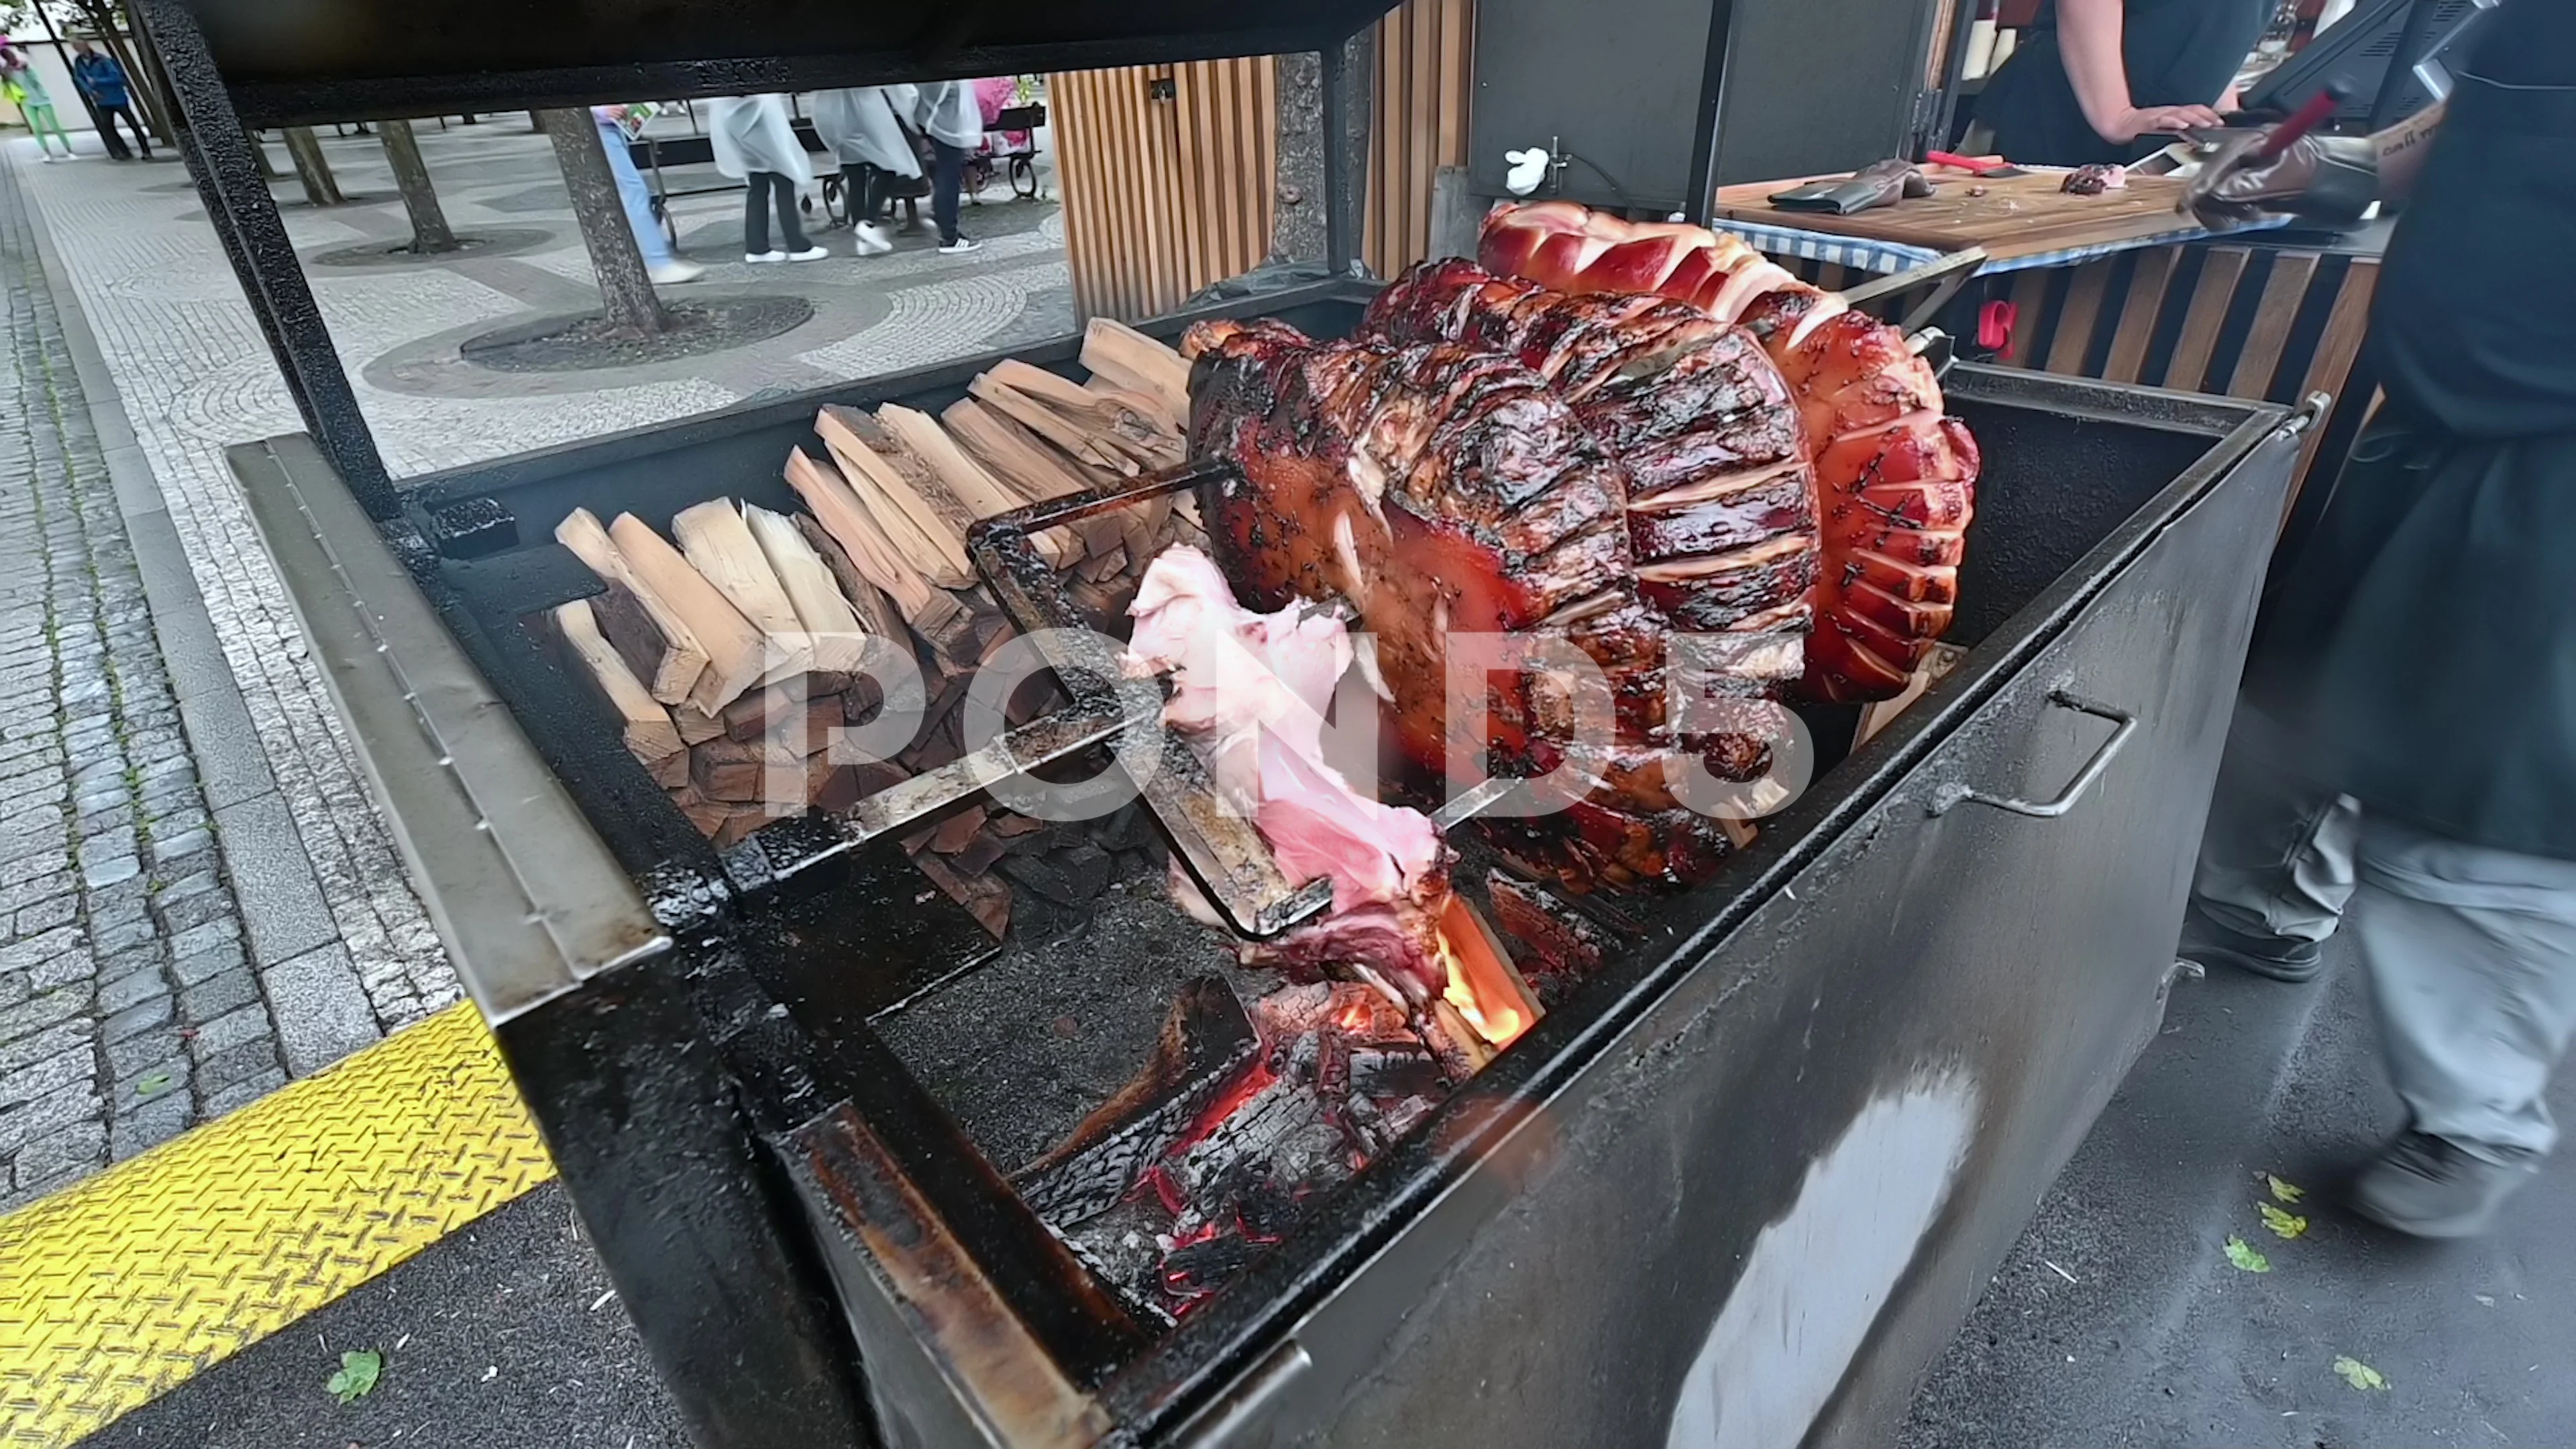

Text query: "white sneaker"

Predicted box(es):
[648, 259, 706, 285]
[745, 250, 787, 263]
[851, 222, 894, 256]
[784, 246, 829, 262]
[937, 236, 981, 256]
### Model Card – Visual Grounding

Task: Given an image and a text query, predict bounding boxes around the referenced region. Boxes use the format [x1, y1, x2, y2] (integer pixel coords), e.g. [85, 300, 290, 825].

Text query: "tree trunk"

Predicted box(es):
[378, 119, 459, 252]
[539, 107, 670, 335]
[1269, 53, 1326, 265]
[281, 126, 345, 206]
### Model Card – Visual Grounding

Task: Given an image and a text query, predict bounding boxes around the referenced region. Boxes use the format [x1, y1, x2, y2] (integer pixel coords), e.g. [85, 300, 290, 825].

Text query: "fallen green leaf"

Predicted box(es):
[2332, 1355, 2389, 1391]
[2258, 1201, 2310, 1240]
[133, 1071, 172, 1098]
[326, 1348, 383, 1405]
[2261, 1172, 2306, 1204]
[2224, 1236, 2271, 1273]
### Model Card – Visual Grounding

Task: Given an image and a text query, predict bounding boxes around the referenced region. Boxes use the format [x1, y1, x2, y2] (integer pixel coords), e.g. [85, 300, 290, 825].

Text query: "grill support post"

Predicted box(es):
[130, 0, 398, 519]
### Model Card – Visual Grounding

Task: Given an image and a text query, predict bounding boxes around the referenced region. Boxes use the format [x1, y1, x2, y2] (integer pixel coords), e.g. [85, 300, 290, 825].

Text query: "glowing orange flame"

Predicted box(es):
[1436, 896, 1535, 1051]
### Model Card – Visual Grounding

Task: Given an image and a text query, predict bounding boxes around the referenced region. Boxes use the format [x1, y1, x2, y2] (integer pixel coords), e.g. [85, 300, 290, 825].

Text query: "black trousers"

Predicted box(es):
[930, 140, 965, 244]
[840, 162, 881, 224]
[99, 104, 150, 158]
[741, 172, 809, 255]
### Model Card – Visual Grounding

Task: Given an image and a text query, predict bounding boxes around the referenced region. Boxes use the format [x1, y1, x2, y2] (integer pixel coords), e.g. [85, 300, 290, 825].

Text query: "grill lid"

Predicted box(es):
[171, 0, 1401, 126]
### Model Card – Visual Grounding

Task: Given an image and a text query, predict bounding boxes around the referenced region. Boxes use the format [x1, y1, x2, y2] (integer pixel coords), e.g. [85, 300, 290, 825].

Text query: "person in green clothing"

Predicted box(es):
[1978, 0, 2268, 166]
[1, 42, 74, 161]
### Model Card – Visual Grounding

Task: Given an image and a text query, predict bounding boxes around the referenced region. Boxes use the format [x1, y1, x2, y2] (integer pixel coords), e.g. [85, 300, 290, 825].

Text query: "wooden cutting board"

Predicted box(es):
[1712, 170, 2204, 261]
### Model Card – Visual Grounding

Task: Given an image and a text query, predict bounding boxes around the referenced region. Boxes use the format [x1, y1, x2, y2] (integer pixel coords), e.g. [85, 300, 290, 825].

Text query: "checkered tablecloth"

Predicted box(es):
[1712, 214, 2288, 276]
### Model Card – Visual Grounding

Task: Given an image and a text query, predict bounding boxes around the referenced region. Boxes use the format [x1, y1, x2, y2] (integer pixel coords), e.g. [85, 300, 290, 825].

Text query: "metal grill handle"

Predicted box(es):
[1928, 691, 2139, 818]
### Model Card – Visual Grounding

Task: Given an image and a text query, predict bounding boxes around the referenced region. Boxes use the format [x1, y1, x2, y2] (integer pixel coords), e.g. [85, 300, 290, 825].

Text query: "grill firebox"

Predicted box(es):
[233, 280, 2300, 1444]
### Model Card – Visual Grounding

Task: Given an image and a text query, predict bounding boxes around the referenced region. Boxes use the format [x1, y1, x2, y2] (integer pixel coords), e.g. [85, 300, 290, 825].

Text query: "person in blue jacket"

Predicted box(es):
[70, 41, 148, 161]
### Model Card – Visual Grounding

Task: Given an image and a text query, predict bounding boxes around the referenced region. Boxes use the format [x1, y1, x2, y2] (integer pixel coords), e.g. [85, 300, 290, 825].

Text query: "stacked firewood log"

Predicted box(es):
[546, 319, 1204, 926]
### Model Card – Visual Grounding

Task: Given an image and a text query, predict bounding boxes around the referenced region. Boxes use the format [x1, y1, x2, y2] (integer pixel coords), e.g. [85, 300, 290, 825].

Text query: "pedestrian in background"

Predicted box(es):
[591, 105, 704, 286]
[69, 41, 148, 162]
[906, 79, 983, 254]
[708, 93, 824, 264]
[2, 44, 74, 162]
[2181, 0, 2576, 1239]
[811, 87, 912, 258]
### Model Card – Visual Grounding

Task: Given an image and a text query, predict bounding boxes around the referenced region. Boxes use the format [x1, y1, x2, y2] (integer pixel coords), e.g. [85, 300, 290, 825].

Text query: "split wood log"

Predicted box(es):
[671, 500, 815, 686]
[671, 704, 727, 746]
[1080, 316, 1191, 425]
[553, 508, 708, 705]
[981, 358, 1183, 470]
[785, 447, 957, 626]
[605, 512, 769, 714]
[788, 511, 916, 647]
[875, 403, 1077, 569]
[743, 504, 871, 676]
[691, 736, 804, 803]
[941, 398, 1126, 559]
[551, 598, 683, 766]
[813, 406, 975, 588]
[970, 367, 1137, 476]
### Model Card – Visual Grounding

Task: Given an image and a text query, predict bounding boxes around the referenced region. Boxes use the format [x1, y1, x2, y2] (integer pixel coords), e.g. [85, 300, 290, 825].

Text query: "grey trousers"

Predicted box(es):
[2192, 705, 2576, 1160]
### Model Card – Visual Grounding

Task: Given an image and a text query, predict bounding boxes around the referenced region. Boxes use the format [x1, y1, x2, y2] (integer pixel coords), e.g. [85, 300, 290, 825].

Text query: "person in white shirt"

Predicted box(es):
[708, 94, 824, 263]
[906, 80, 984, 254]
[810, 87, 916, 258]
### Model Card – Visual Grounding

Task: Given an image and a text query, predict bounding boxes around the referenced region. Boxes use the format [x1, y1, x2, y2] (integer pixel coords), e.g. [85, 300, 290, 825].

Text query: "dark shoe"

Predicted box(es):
[2351, 1130, 2536, 1238]
[2176, 902, 2322, 983]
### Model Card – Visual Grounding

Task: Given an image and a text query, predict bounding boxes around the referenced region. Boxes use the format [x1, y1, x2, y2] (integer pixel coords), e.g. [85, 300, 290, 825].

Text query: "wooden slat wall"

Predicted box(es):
[1366, 0, 1477, 278]
[1051, 60, 1277, 323]
[1051, 0, 1477, 322]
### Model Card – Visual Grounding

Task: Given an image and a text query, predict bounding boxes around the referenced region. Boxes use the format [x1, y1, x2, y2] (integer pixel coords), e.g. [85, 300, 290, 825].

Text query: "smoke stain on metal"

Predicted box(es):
[0, 1004, 554, 1448]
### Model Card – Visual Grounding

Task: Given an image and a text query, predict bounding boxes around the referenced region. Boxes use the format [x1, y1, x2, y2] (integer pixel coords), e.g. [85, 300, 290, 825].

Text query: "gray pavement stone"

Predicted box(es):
[95, 966, 169, 1016]
[211, 790, 338, 966]
[262, 941, 382, 1076]
[0, 1081, 96, 1154]
[188, 1003, 270, 1061]
[110, 1091, 191, 1159]
[195, 1038, 282, 1095]
[180, 967, 259, 1024]
[100, 994, 172, 1042]
[13, 1117, 105, 1184]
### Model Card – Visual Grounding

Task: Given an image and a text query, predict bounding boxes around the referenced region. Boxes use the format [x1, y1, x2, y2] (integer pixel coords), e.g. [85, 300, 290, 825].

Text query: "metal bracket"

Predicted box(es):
[1929, 690, 2139, 818]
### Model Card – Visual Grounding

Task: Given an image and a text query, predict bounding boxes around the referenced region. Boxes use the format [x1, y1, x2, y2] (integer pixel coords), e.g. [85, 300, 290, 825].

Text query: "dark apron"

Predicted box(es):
[2245, 69, 2576, 859]
[1980, 0, 2269, 166]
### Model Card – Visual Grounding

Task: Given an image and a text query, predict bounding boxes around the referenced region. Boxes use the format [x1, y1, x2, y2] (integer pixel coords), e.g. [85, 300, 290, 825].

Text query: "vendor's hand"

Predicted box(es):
[2184, 129, 2381, 230]
[2102, 103, 2226, 144]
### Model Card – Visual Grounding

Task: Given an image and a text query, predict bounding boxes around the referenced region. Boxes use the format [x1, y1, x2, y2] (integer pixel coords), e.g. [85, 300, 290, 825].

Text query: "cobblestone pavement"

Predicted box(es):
[0, 120, 1076, 1203]
[0, 152, 283, 1208]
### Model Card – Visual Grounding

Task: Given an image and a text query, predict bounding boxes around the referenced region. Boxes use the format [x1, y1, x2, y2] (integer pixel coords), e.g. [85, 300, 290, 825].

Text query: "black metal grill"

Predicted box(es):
[147, 0, 2315, 1440]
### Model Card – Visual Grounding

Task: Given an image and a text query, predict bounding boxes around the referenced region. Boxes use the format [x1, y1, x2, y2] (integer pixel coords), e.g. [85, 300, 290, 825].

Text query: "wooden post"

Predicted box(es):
[538, 107, 671, 335]
[378, 119, 460, 253]
[280, 125, 345, 206]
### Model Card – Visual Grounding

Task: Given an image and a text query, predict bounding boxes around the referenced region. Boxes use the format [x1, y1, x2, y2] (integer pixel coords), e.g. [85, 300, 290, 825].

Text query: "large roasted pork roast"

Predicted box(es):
[1181, 317, 1760, 892]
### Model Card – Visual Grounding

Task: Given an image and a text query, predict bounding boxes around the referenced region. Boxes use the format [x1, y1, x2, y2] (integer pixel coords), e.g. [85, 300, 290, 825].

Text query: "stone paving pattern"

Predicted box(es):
[0, 154, 280, 1208]
[0, 117, 1076, 1204]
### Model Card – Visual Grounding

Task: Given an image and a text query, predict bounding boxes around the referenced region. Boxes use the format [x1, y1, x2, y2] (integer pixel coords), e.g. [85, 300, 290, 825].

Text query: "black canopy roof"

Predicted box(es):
[174, 0, 1399, 127]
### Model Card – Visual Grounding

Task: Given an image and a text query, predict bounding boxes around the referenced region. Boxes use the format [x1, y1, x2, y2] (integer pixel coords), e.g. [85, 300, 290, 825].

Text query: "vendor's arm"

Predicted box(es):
[2372, 99, 2445, 201]
[2061, 0, 2229, 144]
[2184, 99, 2445, 228]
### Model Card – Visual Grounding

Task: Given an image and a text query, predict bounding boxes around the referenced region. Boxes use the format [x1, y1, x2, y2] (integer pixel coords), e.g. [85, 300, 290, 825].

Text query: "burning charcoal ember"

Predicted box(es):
[1015, 978, 1263, 1223]
[1026, 975, 1470, 1315]
[1161, 1232, 1265, 1300]
[1483, 871, 1608, 1002]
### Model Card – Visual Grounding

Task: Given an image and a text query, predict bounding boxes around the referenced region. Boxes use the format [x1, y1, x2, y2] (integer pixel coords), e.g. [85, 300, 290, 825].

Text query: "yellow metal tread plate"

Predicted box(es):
[0, 1002, 555, 1447]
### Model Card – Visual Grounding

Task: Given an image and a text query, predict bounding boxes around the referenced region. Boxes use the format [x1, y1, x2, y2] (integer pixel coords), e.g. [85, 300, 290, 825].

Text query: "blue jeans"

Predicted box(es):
[594, 116, 672, 264]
